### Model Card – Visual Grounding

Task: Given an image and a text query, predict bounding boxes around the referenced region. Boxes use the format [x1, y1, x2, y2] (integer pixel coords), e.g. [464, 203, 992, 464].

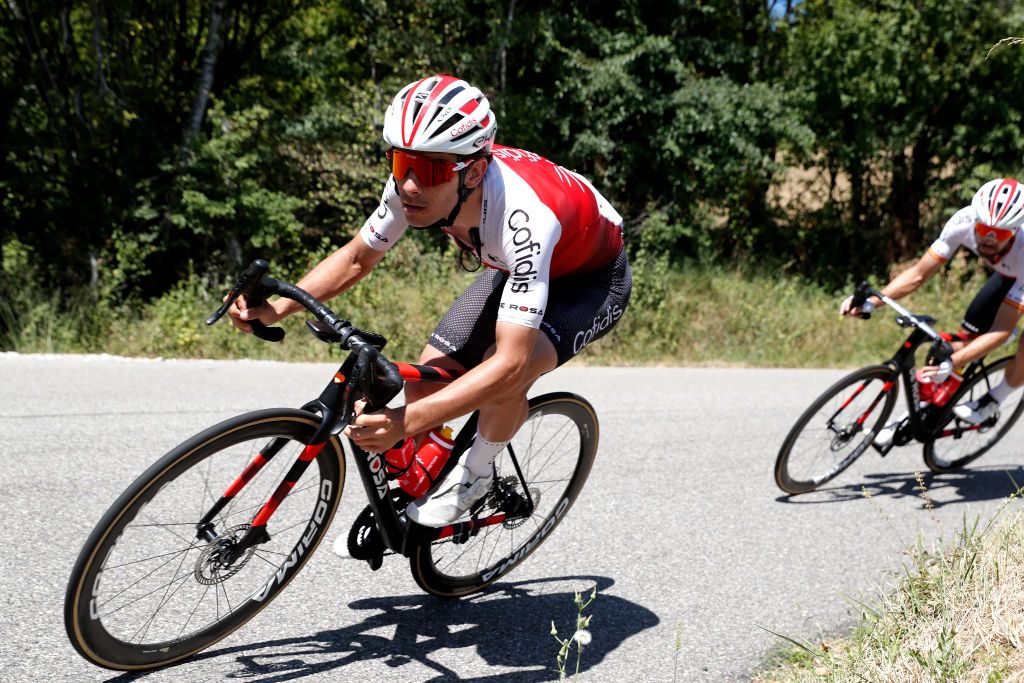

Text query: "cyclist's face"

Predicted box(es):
[975, 222, 1015, 258]
[392, 151, 465, 227]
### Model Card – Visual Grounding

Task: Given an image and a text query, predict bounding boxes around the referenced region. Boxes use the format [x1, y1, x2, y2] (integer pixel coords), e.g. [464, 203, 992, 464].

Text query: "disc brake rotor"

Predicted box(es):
[193, 524, 256, 585]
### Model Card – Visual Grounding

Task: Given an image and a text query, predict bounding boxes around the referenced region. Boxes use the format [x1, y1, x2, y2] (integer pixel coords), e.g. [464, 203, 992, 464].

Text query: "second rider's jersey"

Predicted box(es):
[359, 144, 625, 329]
[928, 206, 1024, 312]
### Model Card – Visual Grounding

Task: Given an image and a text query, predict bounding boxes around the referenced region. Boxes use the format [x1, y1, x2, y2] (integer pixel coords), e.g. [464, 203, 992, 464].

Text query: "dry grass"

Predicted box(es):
[755, 498, 1024, 682]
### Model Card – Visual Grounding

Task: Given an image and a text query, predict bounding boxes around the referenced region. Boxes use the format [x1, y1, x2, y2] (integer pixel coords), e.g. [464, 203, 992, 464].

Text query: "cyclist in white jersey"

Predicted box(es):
[229, 75, 631, 526]
[841, 178, 1024, 440]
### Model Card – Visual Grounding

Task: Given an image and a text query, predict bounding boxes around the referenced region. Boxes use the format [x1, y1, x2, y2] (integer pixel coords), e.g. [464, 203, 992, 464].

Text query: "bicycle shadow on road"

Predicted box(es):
[775, 465, 1024, 508]
[106, 575, 657, 682]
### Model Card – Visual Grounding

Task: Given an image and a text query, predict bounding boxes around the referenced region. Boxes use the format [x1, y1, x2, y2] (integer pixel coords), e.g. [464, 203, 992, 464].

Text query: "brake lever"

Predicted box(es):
[850, 281, 873, 320]
[205, 259, 285, 342]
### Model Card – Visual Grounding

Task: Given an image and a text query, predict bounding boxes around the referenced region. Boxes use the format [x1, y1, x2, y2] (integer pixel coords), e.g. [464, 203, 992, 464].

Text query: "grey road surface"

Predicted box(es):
[3, 354, 1023, 682]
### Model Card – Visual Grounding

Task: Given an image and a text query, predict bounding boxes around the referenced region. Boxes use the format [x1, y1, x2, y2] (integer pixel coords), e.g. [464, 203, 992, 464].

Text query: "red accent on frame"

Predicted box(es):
[396, 362, 423, 381]
[299, 442, 325, 463]
[250, 479, 297, 527]
[436, 513, 509, 539]
[222, 453, 268, 498]
[939, 425, 982, 438]
[395, 362, 464, 383]
[837, 381, 870, 412]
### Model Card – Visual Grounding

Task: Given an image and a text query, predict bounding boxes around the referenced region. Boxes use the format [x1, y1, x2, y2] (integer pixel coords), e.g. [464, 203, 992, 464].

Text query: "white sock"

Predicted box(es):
[990, 379, 1017, 403]
[463, 432, 507, 477]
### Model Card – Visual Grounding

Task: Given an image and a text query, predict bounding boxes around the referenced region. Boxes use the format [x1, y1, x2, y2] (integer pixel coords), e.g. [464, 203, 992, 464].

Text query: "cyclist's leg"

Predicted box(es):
[948, 275, 1022, 421]
[472, 247, 632, 466]
[960, 273, 1015, 338]
[410, 249, 630, 525]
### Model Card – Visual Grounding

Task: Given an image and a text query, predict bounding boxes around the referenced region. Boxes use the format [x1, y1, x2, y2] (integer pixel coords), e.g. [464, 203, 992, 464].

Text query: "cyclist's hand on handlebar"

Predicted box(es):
[227, 294, 285, 335]
[839, 296, 875, 318]
[344, 400, 408, 452]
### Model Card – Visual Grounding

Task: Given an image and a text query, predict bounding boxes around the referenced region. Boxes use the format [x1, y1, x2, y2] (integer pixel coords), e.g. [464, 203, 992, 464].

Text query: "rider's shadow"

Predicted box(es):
[776, 465, 1024, 508]
[189, 575, 655, 682]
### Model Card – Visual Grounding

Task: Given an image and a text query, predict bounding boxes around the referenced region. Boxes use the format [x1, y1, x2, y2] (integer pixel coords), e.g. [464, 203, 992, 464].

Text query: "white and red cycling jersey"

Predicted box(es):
[928, 206, 1024, 313]
[359, 144, 625, 329]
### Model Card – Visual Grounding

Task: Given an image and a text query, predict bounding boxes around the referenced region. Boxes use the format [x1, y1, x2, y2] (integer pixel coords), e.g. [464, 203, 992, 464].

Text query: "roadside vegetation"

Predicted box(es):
[0, 239, 997, 368]
[755, 491, 1024, 682]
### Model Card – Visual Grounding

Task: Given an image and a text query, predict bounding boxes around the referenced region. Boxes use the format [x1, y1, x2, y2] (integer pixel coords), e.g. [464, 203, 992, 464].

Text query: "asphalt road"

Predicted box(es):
[3, 354, 1023, 682]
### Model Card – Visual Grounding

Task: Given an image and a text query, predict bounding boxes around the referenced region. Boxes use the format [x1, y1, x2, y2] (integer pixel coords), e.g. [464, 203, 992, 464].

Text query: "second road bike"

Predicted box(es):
[775, 282, 1024, 494]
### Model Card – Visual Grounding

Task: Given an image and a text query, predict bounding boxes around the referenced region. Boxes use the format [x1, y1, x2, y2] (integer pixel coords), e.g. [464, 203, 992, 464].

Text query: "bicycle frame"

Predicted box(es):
[845, 283, 1001, 449]
[199, 261, 537, 565]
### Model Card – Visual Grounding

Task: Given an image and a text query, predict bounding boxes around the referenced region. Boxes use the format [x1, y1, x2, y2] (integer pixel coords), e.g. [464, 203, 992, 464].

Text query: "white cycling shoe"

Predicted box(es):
[406, 463, 493, 527]
[873, 425, 897, 449]
[953, 397, 999, 425]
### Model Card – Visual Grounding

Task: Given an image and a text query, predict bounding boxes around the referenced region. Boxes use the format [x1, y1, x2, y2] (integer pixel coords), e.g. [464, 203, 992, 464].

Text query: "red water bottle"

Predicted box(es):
[931, 372, 963, 407]
[384, 437, 416, 477]
[915, 369, 936, 405]
[389, 426, 455, 497]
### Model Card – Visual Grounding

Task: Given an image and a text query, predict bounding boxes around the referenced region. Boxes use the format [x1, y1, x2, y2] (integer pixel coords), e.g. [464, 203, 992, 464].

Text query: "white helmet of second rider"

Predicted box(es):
[382, 75, 497, 156]
[972, 178, 1024, 230]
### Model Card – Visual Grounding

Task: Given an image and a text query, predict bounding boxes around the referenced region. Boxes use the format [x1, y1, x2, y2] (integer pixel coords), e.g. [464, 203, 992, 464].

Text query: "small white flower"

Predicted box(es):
[572, 629, 592, 646]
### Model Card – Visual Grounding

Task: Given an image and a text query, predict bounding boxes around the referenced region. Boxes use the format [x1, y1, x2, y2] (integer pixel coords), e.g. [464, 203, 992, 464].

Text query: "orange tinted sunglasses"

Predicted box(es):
[386, 148, 473, 187]
[975, 222, 1015, 242]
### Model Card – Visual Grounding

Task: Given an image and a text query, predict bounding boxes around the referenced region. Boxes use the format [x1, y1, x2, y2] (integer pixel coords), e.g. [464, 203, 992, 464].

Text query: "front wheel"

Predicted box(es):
[411, 393, 598, 596]
[924, 356, 1024, 473]
[64, 409, 345, 671]
[775, 365, 898, 494]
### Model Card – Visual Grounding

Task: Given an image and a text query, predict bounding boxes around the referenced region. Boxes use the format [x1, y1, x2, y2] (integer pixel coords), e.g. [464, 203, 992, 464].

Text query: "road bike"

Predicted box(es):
[64, 260, 598, 670]
[775, 282, 1024, 494]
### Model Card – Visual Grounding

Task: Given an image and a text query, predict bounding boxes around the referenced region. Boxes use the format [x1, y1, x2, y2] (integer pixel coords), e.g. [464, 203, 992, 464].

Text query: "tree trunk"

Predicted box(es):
[889, 134, 930, 261]
[180, 0, 225, 158]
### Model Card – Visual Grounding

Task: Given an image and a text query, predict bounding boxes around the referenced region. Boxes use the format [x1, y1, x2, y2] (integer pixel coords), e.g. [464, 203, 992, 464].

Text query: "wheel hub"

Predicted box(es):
[193, 524, 256, 585]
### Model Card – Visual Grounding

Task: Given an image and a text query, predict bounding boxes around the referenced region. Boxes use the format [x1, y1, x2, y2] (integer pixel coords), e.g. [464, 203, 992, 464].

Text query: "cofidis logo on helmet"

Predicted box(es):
[508, 209, 541, 294]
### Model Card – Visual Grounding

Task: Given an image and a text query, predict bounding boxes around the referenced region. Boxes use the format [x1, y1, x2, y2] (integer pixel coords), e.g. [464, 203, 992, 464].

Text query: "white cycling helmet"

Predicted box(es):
[972, 178, 1024, 230]
[382, 75, 496, 156]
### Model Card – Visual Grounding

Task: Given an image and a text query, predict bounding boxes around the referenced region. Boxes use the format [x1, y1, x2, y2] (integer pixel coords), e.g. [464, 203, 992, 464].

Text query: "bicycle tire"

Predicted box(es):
[410, 392, 598, 597]
[923, 356, 1024, 473]
[64, 409, 345, 671]
[775, 365, 898, 494]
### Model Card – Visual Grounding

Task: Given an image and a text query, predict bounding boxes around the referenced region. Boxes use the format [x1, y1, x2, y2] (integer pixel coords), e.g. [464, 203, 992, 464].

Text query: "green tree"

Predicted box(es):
[787, 0, 1024, 276]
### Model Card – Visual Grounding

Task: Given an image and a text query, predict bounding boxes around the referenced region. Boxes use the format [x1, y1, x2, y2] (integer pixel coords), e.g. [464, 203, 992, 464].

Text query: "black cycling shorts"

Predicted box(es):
[962, 272, 1015, 335]
[429, 248, 632, 368]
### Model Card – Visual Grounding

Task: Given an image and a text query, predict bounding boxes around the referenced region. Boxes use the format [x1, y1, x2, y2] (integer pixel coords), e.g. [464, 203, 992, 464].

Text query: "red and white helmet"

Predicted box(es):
[382, 75, 496, 156]
[973, 178, 1024, 230]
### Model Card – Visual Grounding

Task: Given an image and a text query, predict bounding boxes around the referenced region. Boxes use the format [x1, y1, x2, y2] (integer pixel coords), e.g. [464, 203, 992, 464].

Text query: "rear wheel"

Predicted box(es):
[775, 366, 898, 494]
[411, 393, 598, 596]
[924, 356, 1024, 473]
[64, 409, 345, 670]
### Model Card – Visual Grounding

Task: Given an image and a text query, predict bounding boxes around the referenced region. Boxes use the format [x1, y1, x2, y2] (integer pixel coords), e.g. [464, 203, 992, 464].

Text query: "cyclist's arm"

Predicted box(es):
[949, 301, 1022, 367]
[231, 237, 385, 331]
[877, 251, 944, 302]
[841, 251, 944, 316]
[281, 238, 386, 317]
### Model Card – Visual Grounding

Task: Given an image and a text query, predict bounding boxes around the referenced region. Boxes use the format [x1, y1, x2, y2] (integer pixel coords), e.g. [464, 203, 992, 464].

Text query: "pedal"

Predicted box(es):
[347, 504, 386, 571]
[871, 418, 911, 457]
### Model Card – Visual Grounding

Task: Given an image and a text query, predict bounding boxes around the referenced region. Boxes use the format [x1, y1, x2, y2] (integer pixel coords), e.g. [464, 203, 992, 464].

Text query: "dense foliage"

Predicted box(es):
[2, 0, 1023, 341]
